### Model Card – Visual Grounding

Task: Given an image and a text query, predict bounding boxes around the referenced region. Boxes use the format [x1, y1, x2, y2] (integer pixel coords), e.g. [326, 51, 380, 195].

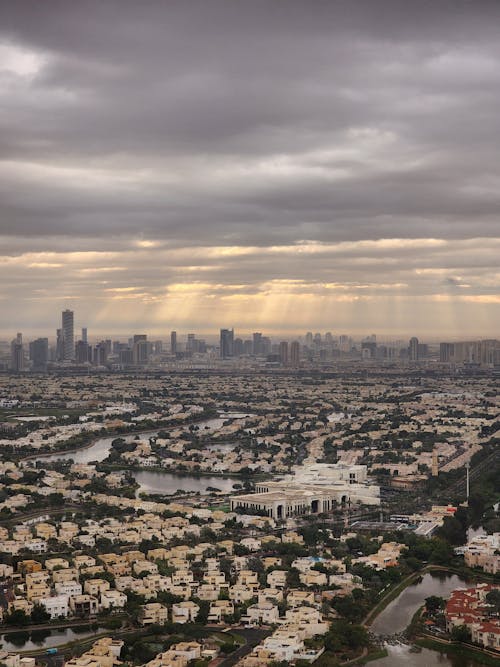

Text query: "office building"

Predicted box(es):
[81, 327, 88, 344]
[30, 338, 49, 372]
[10, 333, 24, 372]
[290, 341, 300, 366]
[61, 309, 74, 360]
[93, 341, 108, 366]
[279, 341, 288, 365]
[409, 336, 419, 362]
[220, 328, 234, 358]
[75, 340, 91, 364]
[252, 332, 262, 355]
[133, 338, 149, 364]
[233, 337, 244, 356]
[170, 331, 177, 355]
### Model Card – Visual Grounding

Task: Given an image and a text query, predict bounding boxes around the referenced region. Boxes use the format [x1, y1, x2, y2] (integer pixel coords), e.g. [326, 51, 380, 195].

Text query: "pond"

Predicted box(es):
[0, 626, 107, 651]
[134, 470, 241, 496]
[371, 572, 469, 636]
[371, 644, 486, 667]
[31, 414, 249, 465]
[370, 572, 485, 667]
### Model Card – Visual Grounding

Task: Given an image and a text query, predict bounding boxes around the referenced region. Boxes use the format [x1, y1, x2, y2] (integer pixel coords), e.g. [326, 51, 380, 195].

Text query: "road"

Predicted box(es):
[216, 628, 270, 667]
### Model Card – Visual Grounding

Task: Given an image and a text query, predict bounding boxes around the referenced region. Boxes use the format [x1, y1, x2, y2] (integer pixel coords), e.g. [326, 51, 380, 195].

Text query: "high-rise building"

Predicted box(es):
[81, 327, 88, 343]
[233, 338, 244, 356]
[133, 337, 149, 364]
[305, 332, 313, 347]
[61, 309, 74, 360]
[170, 331, 177, 355]
[75, 340, 91, 363]
[261, 336, 271, 355]
[290, 341, 300, 366]
[30, 338, 49, 371]
[220, 328, 234, 358]
[93, 341, 108, 366]
[252, 332, 262, 355]
[409, 337, 419, 362]
[186, 333, 196, 354]
[279, 341, 288, 365]
[56, 328, 64, 361]
[10, 333, 24, 372]
[440, 342, 454, 362]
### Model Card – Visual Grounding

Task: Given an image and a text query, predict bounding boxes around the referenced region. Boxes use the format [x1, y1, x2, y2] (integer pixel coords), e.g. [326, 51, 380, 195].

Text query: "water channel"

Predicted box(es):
[371, 572, 485, 667]
[31, 414, 249, 495]
[0, 627, 106, 652]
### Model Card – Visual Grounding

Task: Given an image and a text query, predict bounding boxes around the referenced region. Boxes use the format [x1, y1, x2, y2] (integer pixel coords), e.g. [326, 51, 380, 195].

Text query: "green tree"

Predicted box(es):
[451, 625, 471, 643]
[31, 603, 51, 624]
[486, 589, 500, 615]
[425, 596, 445, 614]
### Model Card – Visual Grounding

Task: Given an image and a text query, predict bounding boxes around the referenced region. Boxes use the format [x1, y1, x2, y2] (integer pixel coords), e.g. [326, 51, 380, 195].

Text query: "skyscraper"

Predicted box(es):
[170, 331, 177, 355]
[279, 341, 288, 365]
[409, 336, 419, 362]
[290, 341, 300, 366]
[30, 338, 49, 372]
[220, 328, 234, 358]
[75, 340, 91, 363]
[252, 332, 262, 355]
[62, 309, 74, 360]
[10, 333, 24, 372]
[81, 327, 88, 343]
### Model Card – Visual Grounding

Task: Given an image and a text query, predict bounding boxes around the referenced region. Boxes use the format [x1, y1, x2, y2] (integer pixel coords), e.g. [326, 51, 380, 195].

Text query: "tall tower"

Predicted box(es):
[409, 336, 419, 362]
[279, 341, 289, 365]
[10, 333, 24, 372]
[81, 327, 88, 344]
[61, 309, 74, 360]
[31, 338, 49, 372]
[252, 332, 262, 355]
[290, 341, 300, 366]
[170, 331, 177, 355]
[220, 328, 234, 358]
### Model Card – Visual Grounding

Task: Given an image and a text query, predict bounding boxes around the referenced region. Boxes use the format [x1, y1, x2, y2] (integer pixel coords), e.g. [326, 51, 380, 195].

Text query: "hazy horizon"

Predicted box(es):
[1, 1, 499, 335]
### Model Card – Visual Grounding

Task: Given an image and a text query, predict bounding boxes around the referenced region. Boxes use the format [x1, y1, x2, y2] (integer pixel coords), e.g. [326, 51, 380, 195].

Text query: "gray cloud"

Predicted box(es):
[0, 0, 499, 334]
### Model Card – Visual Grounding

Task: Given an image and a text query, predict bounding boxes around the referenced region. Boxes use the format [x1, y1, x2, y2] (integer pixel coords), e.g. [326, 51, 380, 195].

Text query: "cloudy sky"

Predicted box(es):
[1, 0, 499, 339]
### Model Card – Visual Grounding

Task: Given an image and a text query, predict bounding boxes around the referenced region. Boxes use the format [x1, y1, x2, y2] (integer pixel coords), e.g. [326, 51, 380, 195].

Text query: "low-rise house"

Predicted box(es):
[39, 595, 69, 619]
[54, 581, 83, 597]
[287, 589, 316, 607]
[84, 579, 110, 596]
[69, 594, 99, 617]
[100, 590, 127, 611]
[267, 570, 287, 588]
[207, 600, 234, 622]
[243, 601, 279, 626]
[300, 570, 328, 587]
[139, 603, 168, 626]
[171, 601, 199, 624]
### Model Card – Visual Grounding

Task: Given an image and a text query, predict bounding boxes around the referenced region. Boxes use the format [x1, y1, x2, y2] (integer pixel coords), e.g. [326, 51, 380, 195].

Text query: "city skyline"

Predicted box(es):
[1, 2, 499, 336]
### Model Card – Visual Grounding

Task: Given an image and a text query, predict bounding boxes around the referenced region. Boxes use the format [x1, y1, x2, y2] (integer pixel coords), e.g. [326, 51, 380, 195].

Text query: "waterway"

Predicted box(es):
[134, 470, 241, 496]
[30, 413, 248, 495]
[0, 626, 106, 651]
[371, 572, 484, 667]
[31, 414, 250, 465]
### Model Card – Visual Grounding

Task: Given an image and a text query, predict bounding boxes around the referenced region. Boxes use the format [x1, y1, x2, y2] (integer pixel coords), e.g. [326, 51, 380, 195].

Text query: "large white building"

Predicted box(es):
[230, 463, 380, 519]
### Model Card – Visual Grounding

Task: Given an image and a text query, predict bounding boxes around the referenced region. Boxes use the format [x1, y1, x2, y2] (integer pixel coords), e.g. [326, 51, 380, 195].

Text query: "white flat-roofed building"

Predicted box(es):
[231, 463, 380, 519]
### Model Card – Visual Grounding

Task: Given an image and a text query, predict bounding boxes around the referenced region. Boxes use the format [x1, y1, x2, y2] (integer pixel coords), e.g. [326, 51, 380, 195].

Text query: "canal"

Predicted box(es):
[371, 571, 485, 667]
[30, 413, 249, 495]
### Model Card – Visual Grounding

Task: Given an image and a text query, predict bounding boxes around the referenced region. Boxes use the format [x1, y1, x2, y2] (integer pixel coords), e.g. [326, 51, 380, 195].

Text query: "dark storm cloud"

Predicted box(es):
[0, 0, 499, 333]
